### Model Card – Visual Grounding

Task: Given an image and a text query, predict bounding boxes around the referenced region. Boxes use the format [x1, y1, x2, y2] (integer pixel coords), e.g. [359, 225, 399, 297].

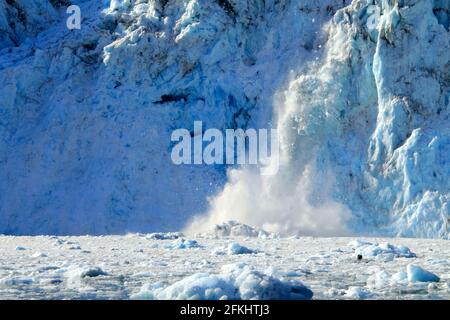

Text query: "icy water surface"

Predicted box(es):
[0, 235, 448, 299]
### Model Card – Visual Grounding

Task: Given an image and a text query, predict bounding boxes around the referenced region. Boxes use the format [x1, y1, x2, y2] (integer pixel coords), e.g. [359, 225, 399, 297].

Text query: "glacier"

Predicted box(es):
[0, 0, 449, 238]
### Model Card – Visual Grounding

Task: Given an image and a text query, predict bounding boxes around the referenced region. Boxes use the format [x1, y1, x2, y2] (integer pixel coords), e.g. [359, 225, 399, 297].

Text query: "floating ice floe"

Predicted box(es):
[65, 266, 108, 280]
[262, 266, 311, 279]
[132, 263, 313, 300]
[146, 232, 184, 240]
[427, 259, 450, 266]
[53, 239, 65, 246]
[15, 246, 29, 251]
[367, 270, 407, 289]
[390, 271, 408, 283]
[348, 240, 416, 258]
[211, 221, 279, 239]
[227, 242, 256, 255]
[159, 239, 201, 250]
[0, 277, 34, 286]
[406, 264, 440, 283]
[168, 239, 202, 249]
[31, 252, 48, 258]
[367, 270, 393, 289]
[80, 267, 108, 278]
[344, 286, 372, 299]
[367, 264, 440, 289]
[62, 265, 108, 289]
[211, 242, 257, 255]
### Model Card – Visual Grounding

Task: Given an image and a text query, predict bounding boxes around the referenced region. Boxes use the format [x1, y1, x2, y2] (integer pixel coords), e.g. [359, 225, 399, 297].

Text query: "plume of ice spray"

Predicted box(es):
[185, 78, 352, 237]
[185, 7, 363, 236]
[185, 163, 351, 236]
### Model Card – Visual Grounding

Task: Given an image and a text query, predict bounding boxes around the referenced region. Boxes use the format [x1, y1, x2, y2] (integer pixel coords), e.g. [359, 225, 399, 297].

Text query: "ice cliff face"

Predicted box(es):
[0, 0, 448, 237]
[0, 0, 58, 48]
[367, 0, 450, 237]
[195, 0, 450, 238]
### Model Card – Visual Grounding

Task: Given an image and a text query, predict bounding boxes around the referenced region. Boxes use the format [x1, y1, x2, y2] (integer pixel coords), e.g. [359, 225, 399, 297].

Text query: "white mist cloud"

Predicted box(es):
[185, 159, 351, 236]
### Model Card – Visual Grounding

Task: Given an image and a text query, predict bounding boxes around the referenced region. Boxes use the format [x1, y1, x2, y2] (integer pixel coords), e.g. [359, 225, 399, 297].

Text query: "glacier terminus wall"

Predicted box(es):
[0, 0, 449, 237]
